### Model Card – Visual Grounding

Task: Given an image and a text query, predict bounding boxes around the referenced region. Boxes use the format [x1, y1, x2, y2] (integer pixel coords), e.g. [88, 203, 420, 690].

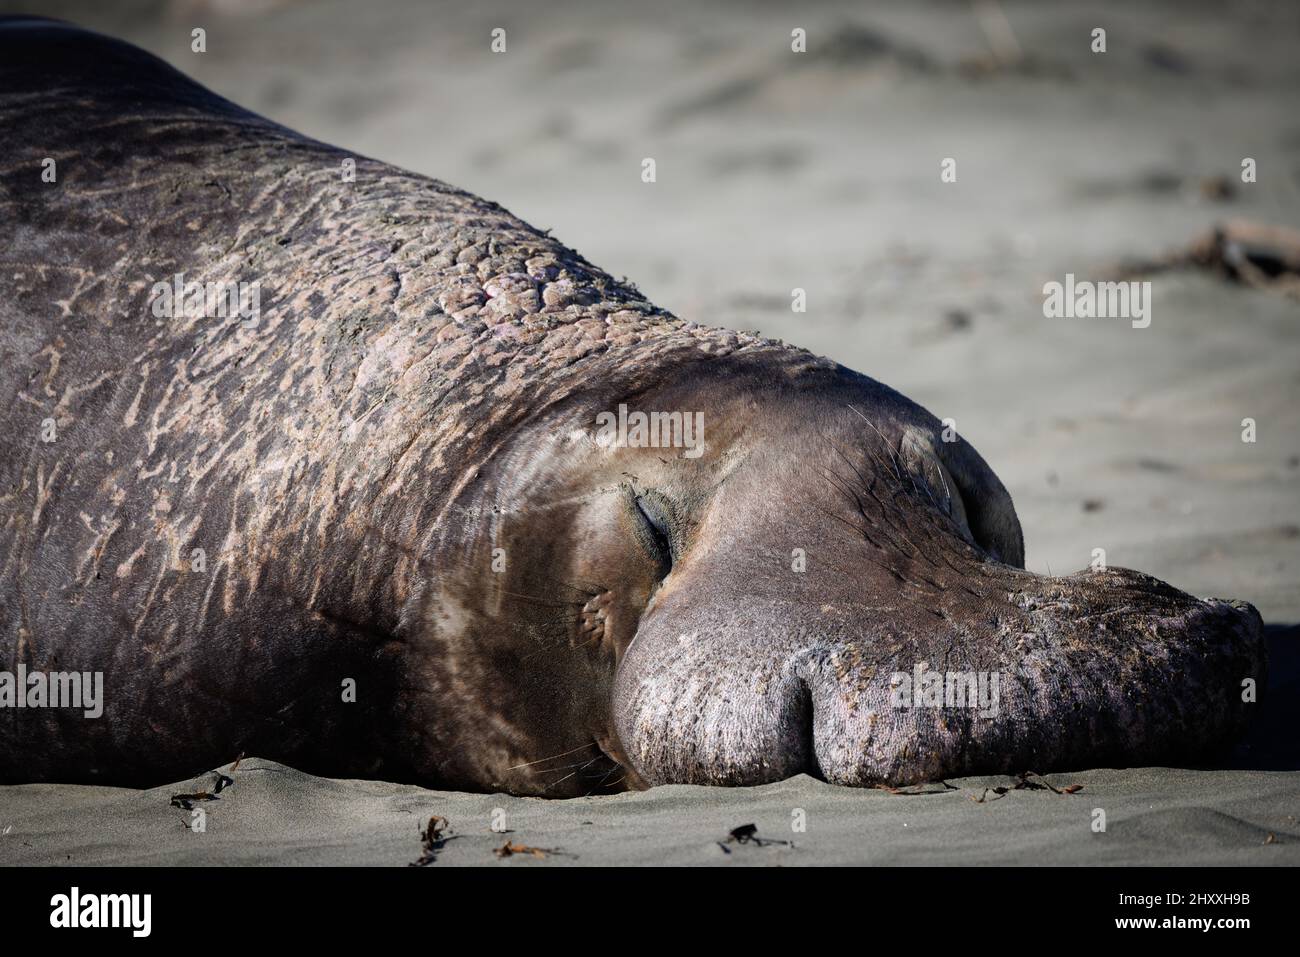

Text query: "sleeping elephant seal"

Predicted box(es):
[0, 19, 1264, 795]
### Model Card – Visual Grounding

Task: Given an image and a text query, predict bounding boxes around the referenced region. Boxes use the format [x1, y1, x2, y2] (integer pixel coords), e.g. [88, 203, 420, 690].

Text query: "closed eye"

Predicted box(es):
[633, 493, 674, 574]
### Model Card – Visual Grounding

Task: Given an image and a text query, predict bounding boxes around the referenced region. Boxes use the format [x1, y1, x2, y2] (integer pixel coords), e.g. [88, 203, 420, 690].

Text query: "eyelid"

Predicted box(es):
[635, 495, 670, 538]
[632, 491, 675, 568]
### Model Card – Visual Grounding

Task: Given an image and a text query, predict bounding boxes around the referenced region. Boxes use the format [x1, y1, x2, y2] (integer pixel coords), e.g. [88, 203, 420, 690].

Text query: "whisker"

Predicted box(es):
[506, 743, 594, 771]
[542, 755, 602, 791]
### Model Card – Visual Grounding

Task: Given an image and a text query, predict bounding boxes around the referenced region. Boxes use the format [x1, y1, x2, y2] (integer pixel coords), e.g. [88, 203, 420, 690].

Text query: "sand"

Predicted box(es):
[2, 754, 1297, 866]
[0, 0, 1296, 865]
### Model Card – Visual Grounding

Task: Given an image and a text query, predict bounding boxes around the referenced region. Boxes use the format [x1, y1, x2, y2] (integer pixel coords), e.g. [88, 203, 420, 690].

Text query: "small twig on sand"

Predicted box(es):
[410, 815, 455, 866]
[717, 823, 795, 853]
[493, 838, 571, 860]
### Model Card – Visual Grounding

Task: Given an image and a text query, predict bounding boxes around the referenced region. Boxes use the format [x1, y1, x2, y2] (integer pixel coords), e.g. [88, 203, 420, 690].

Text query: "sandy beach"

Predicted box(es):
[0, 0, 1296, 865]
[2, 751, 1297, 866]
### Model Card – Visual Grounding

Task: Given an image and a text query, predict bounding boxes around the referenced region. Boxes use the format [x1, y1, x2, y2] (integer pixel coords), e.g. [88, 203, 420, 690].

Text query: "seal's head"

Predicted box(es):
[417, 353, 1264, 795]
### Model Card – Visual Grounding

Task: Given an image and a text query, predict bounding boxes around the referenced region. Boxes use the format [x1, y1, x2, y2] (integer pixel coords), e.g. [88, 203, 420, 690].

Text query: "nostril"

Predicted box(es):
[796, 678, 826, 782]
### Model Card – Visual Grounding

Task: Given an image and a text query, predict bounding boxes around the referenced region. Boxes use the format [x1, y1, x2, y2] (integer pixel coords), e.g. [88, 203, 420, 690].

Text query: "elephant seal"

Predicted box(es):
[0, 20, 1264, 796]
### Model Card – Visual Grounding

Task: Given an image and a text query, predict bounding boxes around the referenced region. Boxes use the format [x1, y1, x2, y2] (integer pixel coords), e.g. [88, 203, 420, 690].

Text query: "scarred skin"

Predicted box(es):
[0, 20, 1265, 795]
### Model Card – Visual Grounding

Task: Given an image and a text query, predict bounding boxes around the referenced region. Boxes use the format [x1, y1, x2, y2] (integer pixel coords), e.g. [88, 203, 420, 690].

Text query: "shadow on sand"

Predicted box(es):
[1221, 624, 1300, 772]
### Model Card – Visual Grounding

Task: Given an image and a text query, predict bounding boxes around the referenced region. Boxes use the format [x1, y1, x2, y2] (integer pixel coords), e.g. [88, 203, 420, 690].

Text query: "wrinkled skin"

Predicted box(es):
[0, 21, 1264, 795]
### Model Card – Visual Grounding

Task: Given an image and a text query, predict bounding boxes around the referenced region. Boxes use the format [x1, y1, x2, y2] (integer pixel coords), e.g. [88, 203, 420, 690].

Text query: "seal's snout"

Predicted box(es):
[606, 398, 1266, 791]
[613, 565, 1267, 789]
